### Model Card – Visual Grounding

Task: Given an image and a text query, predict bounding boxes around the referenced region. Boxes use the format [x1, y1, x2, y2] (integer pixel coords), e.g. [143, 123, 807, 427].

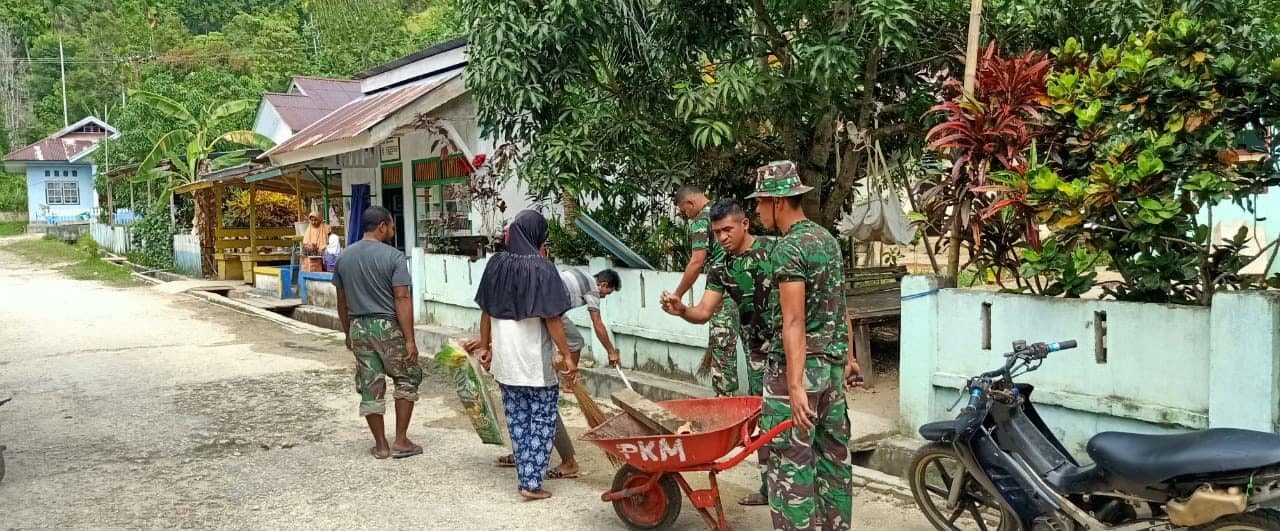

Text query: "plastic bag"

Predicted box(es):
[435, 341, 505, 445]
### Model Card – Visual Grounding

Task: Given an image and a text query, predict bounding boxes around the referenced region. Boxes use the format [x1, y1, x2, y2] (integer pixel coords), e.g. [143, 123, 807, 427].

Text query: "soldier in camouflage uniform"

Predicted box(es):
[334, 205, 424, 460]
[661, 198, 774, 505]
[672, 184, 741, 396]
[751, 161, 861, 530]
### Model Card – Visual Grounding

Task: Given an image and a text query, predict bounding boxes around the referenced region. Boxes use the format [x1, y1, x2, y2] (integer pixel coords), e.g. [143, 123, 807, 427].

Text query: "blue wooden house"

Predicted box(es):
[3, 116, 118, 228]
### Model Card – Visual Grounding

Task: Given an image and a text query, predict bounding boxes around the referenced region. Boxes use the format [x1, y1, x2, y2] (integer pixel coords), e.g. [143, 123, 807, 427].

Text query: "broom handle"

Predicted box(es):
[553, 354, 591, 395]
[615, 365, 633, 391]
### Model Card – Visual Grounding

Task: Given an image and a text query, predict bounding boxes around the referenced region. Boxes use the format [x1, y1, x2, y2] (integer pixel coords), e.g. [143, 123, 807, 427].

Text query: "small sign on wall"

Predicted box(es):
[380, 137, 401, 162]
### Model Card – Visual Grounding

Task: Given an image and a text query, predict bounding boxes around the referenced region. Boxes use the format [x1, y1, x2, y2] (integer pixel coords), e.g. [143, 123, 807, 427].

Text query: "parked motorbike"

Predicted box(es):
[909, 339, 1280, 531]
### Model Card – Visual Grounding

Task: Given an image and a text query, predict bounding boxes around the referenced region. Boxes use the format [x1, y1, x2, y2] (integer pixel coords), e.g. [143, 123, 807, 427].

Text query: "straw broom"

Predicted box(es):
[555, 354, 622, 467]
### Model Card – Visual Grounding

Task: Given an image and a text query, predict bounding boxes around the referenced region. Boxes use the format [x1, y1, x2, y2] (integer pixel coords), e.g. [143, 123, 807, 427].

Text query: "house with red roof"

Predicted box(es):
[3, 116, 118, 227]
[253, 76, 363, 145]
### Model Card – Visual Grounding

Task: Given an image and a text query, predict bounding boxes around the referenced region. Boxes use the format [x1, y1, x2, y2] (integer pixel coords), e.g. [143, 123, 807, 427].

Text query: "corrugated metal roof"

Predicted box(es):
[264, 77, 362, 132]
[4, 117, 115, 162]
[356, 37, 467, 80]
[263, 71, 460, 160]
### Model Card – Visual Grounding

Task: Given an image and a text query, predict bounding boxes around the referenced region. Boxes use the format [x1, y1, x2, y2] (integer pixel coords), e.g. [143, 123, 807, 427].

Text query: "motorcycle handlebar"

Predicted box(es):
[1048, 340, 1078, 352]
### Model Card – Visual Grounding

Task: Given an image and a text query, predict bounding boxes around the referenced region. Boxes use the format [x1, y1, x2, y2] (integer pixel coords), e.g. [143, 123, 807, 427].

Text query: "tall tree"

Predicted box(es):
[465, 0, 968, 229]
[0, 22, 30, 150]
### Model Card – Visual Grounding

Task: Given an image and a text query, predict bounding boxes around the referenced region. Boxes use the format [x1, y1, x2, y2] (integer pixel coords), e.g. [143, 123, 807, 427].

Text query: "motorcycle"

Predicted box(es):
[909, 339, 1280, 531]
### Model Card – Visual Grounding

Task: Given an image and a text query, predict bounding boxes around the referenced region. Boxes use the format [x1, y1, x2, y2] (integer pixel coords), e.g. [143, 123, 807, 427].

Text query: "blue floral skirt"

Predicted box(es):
[499, 384, 560, 492]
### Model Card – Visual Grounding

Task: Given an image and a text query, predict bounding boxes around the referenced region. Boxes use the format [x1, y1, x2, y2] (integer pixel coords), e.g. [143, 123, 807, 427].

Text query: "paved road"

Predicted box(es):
[0, 237, 934, 530]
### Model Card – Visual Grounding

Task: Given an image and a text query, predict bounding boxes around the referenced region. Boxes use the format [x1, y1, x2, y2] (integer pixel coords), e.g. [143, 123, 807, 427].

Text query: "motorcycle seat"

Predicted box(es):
[918, 420, 956, 441]
[1087, 428, 1280, 484]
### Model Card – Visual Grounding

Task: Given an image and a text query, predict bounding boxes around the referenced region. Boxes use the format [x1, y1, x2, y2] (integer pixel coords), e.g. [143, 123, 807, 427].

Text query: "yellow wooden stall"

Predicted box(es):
[175, 164, 341, 283]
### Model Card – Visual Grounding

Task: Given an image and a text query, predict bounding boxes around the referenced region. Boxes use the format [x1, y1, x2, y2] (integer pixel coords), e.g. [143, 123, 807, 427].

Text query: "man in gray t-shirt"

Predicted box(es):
[333, 206, 422, 460]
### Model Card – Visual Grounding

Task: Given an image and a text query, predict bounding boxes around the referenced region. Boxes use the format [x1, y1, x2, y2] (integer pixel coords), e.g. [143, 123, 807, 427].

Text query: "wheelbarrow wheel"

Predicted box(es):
[611, 464, 682, 530]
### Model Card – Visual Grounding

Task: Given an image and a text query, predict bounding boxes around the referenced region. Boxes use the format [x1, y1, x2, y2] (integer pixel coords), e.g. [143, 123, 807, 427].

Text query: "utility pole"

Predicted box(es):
[57, 24, 67, 127]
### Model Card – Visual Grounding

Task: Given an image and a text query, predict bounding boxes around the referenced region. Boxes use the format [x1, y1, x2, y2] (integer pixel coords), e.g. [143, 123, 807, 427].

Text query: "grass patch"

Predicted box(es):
[3, 235, 137, 286]
[0, 221, 25, 237]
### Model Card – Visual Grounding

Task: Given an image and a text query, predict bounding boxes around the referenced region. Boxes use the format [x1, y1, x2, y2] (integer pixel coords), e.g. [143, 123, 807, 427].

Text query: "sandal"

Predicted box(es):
[391, 443, 423, 459]
[496, 454, 516, 467]
[371, 447, 390, 460]
[738, 493, 768, 506]
[546, 466, 579, 479]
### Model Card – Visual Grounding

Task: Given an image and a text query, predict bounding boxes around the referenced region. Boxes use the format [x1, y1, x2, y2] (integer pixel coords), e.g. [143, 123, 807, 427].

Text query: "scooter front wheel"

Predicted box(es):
[909, 443, 1019, 531]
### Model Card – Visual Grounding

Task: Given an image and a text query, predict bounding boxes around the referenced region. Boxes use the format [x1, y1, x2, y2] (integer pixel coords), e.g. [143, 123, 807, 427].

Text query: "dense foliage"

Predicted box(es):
[935, 9, 1280, 304]
[464, 0, 969, 229]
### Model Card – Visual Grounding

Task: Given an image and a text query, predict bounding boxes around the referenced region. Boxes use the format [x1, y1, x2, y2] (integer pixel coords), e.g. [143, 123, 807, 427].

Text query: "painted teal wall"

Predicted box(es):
[417, 253, 745, 386]
[26, 162, 96, 223]
[901, 276, 1280, 461]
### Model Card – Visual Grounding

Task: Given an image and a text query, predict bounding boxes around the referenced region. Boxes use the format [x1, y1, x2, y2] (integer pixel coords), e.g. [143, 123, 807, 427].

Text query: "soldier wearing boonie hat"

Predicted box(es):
[752, 160, 860, 530]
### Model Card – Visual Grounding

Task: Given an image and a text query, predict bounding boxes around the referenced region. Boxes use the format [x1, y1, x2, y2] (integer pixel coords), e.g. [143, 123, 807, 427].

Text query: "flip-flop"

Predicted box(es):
[546, 466, 579, 479]
[496, 454, 516, 467]
[391, 443, 423, 459]
[738, 493, 768, 506]
[371, 447, 389, 460]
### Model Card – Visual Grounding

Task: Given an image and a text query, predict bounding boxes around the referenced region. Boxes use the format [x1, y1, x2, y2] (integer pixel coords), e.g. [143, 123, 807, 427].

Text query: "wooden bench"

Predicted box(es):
[845, 265, 907, 388]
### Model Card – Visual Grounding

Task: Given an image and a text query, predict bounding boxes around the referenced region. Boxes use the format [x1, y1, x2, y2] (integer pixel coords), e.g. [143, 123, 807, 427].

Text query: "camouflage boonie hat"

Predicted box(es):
[747, 160, 813, 198]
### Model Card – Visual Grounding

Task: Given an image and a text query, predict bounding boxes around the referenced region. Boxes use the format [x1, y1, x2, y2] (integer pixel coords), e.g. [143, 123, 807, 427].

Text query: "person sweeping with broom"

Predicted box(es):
[478, 267, 622, 480]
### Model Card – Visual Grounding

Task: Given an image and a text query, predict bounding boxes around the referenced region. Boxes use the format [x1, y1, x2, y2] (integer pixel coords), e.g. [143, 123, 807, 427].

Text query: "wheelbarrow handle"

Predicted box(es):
[713, 416, 795, 472]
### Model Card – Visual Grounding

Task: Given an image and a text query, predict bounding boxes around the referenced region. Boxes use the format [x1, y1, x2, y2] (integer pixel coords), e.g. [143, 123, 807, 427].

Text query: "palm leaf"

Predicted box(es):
[135, 130, 187, 183]
[130, 90, 197, 126]
[219, 130, 276, 151]
[210, 99, 258, 124]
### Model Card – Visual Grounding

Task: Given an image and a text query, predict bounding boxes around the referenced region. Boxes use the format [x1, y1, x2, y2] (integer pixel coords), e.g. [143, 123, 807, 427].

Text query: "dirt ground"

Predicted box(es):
[0, 235, 933, 530]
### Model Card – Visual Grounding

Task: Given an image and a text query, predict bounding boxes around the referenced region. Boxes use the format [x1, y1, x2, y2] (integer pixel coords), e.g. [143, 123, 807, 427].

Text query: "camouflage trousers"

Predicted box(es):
[761, 357, 853, 530]
[707, 298, 741, 396]
[351, 316, 422, 417]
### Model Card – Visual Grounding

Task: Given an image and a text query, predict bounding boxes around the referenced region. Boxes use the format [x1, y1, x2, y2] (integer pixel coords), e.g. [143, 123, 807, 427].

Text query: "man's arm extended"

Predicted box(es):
[661, 289, 724, 324]
[674, 248, 707, 298]
[780, 281, 815, 430]
[589, 311, 620, 365]
[393, 285, 419, 365]
[337, 287, 351, 350]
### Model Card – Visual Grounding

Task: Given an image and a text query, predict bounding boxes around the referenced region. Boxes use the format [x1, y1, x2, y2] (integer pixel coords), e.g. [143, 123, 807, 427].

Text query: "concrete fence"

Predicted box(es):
[89, 222, 131, 255]
[415, 252, 740, 385]
[0, 211, 25, 222]
[900, 276, 1280, 458]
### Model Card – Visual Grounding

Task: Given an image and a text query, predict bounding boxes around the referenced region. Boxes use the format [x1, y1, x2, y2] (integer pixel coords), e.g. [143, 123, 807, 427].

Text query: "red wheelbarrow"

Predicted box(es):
[581, 396, 793, 530]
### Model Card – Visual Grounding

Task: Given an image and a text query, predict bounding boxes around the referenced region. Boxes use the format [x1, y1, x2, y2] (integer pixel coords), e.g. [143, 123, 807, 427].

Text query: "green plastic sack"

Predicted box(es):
[436, 341, 504, 445]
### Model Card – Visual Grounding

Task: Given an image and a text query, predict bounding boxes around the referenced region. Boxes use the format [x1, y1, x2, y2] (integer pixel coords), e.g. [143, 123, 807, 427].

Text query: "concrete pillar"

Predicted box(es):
[1209, 290, 1280, 432]
[411, 249, 425, 323]
[899, 275, 942, 435]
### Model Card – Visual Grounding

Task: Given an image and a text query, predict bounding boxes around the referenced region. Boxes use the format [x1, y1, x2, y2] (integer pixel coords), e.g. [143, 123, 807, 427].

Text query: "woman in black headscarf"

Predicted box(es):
[472, 210, 573, 500]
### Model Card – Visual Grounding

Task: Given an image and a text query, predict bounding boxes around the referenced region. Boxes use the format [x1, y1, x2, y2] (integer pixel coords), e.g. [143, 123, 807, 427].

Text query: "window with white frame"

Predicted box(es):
[46, 182, 80, 205]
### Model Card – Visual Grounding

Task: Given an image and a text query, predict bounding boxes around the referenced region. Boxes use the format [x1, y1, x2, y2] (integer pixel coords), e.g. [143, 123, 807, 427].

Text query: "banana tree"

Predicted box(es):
[131, 90, 275, 276]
